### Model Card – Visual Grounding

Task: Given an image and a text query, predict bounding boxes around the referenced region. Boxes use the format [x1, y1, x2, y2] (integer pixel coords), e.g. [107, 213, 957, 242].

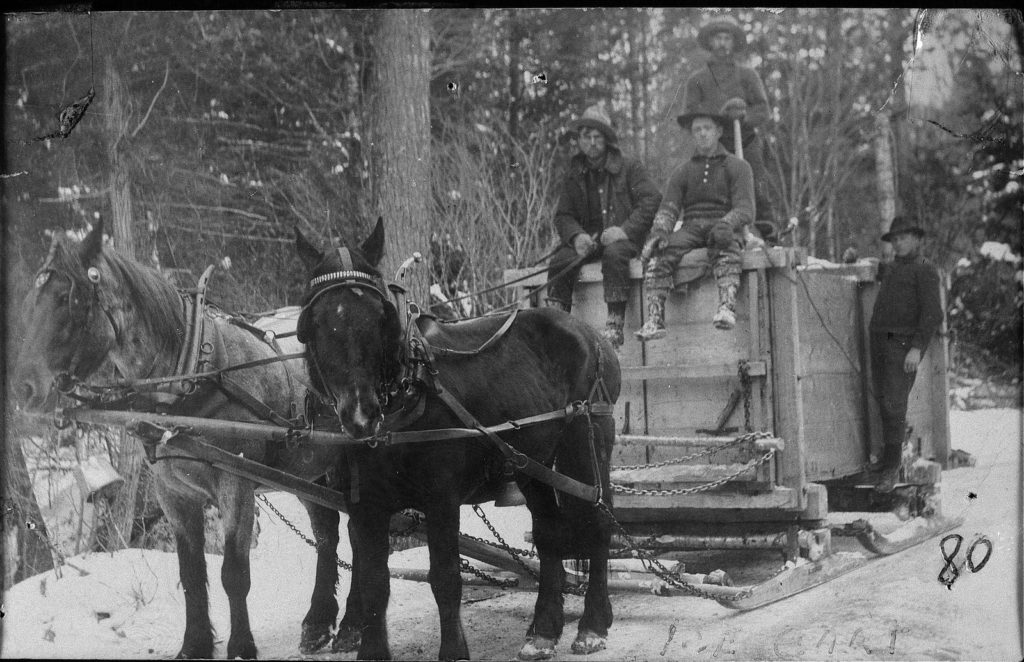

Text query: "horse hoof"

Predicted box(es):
[331, 625, 361, 653]
[300, 623, 333, 653]
[571, 630, 607, 655]
[518, 637, 557, 661]
[227, 636, 258, 660]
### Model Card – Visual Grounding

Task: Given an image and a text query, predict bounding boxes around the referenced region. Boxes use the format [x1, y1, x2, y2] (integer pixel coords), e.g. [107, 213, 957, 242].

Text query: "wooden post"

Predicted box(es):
[768, 258, 807, 507]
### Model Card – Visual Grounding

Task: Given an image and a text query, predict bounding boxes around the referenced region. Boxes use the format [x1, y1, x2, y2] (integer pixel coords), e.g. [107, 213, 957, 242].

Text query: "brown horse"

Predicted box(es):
[295, 218, 621, 661]
[11, 219, 348, 659]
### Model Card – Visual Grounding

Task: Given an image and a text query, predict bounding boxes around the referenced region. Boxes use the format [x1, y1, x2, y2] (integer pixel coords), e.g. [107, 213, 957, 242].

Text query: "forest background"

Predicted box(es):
[3, 8, 1022, 584]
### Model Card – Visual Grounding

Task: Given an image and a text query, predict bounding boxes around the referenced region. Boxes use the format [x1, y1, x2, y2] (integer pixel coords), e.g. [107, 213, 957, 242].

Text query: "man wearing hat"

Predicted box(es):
[635, 109, 754, 340]
[683, 14, 775, 224]
[867, 216, 944, 492]
[546, 103, 661, 349]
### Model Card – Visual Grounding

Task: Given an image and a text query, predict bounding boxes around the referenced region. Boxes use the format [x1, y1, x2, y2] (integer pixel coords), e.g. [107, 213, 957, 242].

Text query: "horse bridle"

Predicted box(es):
[300, 248, 401, 436]
[32, 261, 121, 390]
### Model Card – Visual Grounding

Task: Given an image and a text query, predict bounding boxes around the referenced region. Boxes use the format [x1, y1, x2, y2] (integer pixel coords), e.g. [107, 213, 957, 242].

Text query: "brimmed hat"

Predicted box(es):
[881, 216, 925, 242]
[572, 104, 618, 144]
[697, 14, 748, 53]
[676, 109, 728, 131]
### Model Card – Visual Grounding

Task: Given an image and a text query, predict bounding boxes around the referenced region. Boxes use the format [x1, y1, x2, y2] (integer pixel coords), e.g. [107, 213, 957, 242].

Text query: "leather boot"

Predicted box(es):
[635, 291, 668, 342]
[544, 297, 571, 314]
[600, 311, 625, 349]
[713, 284, 738, 330]
[874, 443, 903, 493]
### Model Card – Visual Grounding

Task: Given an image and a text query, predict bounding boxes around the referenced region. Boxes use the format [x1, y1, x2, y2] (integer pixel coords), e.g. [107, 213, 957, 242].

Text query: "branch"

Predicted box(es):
[131, 60, 170, 139]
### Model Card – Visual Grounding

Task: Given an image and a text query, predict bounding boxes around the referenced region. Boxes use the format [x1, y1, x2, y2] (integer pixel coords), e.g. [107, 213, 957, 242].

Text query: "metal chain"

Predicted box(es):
[256, 493, 354, 572]
[596, 501, 756, 603]
[612, 433, 760, 472]
[472, 505, 588, 596]
[612, 449, 775, 497]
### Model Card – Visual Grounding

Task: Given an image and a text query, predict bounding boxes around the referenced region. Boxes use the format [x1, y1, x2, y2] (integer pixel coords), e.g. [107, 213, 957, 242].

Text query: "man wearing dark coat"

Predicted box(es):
[546, 104, 662, 349]
[868, 216, 944, 492]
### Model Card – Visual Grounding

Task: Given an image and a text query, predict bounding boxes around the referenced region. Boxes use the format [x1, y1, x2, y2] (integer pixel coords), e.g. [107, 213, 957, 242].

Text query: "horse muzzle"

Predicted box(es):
[334, 390, 383, 442]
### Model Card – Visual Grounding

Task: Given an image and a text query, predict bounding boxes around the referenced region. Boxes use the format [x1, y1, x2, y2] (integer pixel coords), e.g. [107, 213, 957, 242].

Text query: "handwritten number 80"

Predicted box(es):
[938, 534, 992, 589]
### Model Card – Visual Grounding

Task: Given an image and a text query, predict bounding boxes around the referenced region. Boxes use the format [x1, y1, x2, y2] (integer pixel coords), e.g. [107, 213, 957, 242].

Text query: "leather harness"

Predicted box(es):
[300, 254, 615, 503]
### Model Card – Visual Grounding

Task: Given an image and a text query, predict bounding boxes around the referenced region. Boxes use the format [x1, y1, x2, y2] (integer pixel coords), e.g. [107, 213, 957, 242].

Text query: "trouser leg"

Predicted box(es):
[546, 245, 587, 312]
[869, 333, 919, 491]
[708, 220, 743, 330]
[637, 226, 704, 342]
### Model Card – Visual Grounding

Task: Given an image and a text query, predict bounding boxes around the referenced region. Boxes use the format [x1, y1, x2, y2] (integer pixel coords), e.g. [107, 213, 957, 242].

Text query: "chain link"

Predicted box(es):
[613, 450, 775, 497]
[612, 434, 753, 472]
[596, 501, 756, 603]
[256, 493, 354, 572]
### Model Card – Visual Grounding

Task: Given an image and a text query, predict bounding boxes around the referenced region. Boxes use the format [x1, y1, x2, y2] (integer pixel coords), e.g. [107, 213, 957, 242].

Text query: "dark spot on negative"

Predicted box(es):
[967, 492, 977, 499]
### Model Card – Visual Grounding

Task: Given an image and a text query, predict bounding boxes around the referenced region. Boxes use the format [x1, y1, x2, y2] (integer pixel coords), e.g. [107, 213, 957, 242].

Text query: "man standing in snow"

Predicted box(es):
[868, 216, 944, 492]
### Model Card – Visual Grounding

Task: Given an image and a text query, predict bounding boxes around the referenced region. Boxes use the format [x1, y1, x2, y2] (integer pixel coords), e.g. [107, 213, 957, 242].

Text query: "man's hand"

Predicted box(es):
[720, 97, 748, 120]
[641, 231, 668, 260]
[572, 233, 598, 257]
[600, 226, 628, 246]
[904, 347, 922, 373]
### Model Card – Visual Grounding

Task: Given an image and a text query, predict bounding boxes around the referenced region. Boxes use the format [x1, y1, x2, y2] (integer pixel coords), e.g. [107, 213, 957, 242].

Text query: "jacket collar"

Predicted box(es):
[572, 145, 623, 176]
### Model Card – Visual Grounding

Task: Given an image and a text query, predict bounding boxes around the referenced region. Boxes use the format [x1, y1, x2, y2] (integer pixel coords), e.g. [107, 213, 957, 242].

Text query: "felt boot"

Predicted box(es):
[635, 291, 667, 342]
[713, 284, 738, 330]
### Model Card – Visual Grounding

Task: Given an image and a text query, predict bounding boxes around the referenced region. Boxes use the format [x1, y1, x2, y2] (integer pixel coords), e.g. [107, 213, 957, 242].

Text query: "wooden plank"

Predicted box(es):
[613, 486, 798, 517]
[611, 462, 769, 484]
[768, 265, 807, 507]
[502, 248, 807, 287]
[928, 273, 952, 467]
[621, 361, 765, 381]
[801, 373, 866, 480]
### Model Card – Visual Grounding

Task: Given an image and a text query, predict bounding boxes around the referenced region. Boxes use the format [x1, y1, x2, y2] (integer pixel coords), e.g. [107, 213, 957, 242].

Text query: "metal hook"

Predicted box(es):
[394, 252, 423, 282]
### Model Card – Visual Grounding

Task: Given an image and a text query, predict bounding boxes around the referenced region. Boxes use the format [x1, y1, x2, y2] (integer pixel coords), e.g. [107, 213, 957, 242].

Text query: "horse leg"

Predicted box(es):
[518, 512, 566, 661]
[163, 493, 215, 659]
[570, 515, 612, 655]
[424, 498, 468, 661]
[298, 500, 341, 653]
[219, 481, 258, 659]
[573, 420, 610, 651]
[333, 516, 364, 653]
[350, 505, 393, 661]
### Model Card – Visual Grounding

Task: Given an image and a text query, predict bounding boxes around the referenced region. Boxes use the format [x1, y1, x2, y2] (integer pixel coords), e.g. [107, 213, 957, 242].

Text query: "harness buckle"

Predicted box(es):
[510, 449, 529, 470]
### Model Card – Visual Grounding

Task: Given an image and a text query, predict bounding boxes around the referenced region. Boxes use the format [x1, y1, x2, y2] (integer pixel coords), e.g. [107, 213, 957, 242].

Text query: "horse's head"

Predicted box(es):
[295, 218, 403, 440]
[13, 218, 181, 412]
[13, 220, 121, 411]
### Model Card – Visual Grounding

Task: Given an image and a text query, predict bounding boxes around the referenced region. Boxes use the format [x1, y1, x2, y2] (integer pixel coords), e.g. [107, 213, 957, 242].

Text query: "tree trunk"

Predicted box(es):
[369, 9, 432, 302]
[638, 12, 651, 164]
[104, 56, 135, 259]
[874, 109, 897, 235]
[627, 11, 643, 159]
[507, 9, 522, 141]
[3, 434, 56, 589]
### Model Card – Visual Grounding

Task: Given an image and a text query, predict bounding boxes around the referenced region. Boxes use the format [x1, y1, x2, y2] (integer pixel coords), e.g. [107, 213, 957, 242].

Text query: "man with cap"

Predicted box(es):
[634, 109, 755, 340]
[867, 216, 944, 492]
[683, 14, 775, 224]
[546, 103, 661, 349]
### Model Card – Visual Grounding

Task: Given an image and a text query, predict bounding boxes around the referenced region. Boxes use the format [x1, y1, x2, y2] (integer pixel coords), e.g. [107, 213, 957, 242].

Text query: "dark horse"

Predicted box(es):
[12, 219, 349, 659]
[295, 218, 621, 661]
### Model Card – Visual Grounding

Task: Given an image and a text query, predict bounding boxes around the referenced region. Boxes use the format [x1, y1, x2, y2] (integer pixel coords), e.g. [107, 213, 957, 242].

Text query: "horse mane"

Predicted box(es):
[52, 234, 184, 354]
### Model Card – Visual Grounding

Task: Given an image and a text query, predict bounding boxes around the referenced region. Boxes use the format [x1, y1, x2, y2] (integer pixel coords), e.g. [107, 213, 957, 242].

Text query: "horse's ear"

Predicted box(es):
[360, 216, 385, 268]
[294, 227, 323, 272]
[80, 217, 104, 263]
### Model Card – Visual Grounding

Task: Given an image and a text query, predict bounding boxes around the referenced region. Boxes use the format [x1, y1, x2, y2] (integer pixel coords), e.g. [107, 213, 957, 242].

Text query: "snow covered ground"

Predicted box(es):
[2, 408, 1021, 660]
